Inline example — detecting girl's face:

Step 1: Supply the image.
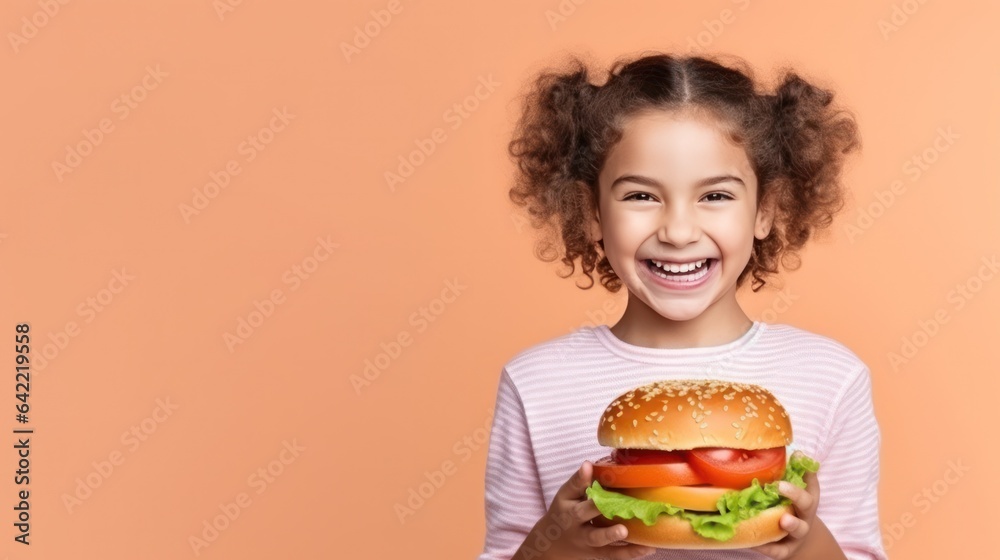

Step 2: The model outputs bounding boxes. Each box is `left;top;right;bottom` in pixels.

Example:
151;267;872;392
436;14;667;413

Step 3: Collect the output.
590;108;773;323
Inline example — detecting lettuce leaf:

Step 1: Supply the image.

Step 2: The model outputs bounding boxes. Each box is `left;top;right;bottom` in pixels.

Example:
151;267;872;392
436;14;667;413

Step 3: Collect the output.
584;452;820;542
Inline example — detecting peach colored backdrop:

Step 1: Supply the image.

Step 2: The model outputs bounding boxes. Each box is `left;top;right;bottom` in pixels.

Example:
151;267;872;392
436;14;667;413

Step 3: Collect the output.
1;1;996;558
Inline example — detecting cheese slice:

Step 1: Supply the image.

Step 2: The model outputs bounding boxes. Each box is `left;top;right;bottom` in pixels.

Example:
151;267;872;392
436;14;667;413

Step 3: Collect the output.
616;485;738;512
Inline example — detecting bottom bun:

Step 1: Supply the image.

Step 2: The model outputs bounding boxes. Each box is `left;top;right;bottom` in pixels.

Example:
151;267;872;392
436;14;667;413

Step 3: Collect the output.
592;504;793;549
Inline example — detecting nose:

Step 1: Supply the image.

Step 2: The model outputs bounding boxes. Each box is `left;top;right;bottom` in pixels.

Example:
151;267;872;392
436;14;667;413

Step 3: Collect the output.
657;205;701;247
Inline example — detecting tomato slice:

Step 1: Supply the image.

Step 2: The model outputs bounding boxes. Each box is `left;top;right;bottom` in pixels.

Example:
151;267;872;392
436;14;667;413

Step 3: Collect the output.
686;447;786;488
611;448;688;465
592;452;704;488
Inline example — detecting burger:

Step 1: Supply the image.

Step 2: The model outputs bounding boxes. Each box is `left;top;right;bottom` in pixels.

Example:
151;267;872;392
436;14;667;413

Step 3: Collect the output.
585;379;820;549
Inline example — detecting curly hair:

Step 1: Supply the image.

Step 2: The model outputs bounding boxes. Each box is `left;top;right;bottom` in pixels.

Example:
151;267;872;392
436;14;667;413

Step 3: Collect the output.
507;51;861;292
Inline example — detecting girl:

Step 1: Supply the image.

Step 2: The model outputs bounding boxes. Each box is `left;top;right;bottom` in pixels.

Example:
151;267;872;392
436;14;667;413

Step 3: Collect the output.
478;52;886;560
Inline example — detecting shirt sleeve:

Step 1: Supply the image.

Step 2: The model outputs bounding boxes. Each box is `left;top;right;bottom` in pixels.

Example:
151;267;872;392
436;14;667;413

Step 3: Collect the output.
477;367;548;560
815;364;888;560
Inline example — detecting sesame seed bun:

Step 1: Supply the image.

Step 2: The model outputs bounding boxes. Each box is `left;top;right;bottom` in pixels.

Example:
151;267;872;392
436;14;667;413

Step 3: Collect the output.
597;379;793;451
591;502;794;549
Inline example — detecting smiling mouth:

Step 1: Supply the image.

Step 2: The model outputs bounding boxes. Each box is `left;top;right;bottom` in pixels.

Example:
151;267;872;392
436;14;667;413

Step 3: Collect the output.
643;258;716;281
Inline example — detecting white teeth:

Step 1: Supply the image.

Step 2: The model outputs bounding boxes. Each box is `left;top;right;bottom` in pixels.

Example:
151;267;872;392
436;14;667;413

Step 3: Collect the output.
648;258;712;282
651;258;707;271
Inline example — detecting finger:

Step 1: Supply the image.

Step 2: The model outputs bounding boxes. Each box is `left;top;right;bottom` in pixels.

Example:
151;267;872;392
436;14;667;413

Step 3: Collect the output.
803;470;821;501
778;481;815;515
749;512;810;559
584;523;631;548
593;542;657;560
780;513;810;540
749;541;789;559
571;497;604;524
556;461;594;502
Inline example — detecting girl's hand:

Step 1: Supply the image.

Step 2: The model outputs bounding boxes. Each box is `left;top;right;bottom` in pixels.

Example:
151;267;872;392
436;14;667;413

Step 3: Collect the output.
515;461;656;560
750;455;821;560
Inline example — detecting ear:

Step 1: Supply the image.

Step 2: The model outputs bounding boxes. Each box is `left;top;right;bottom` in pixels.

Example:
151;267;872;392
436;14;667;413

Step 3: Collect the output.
586;188;603;244
754;193;774;240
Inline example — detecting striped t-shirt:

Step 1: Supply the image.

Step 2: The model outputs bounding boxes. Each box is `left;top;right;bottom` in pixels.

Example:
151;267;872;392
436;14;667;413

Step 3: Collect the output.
477;321;887;560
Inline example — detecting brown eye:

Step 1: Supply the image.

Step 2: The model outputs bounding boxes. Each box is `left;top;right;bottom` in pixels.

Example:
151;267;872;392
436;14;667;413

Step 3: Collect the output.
623;192;655;202
703;192;733;202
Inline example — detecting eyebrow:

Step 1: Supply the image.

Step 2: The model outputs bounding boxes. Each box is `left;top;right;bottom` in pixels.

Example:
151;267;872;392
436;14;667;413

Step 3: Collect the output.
609;174;746;191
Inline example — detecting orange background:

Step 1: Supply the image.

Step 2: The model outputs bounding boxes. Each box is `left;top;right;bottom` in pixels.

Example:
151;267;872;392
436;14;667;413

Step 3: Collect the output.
1;1;997;558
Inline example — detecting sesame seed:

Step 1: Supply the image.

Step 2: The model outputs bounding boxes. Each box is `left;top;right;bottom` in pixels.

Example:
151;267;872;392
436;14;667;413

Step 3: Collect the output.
765;422;771;427
611;424;616;430
616;411;623;417
632;419;638;427
699;422;708;428
723;405;728;411
731;422;740;428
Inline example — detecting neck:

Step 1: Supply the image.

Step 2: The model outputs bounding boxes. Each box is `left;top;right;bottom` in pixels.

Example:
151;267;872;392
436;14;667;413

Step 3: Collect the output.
609;287;753;349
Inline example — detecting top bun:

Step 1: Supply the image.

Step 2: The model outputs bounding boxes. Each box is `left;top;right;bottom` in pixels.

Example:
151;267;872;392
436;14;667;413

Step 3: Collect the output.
597;379;792;451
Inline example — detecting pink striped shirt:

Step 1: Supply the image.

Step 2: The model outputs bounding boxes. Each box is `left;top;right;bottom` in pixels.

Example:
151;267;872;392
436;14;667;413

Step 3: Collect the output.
478;321;887;560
